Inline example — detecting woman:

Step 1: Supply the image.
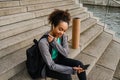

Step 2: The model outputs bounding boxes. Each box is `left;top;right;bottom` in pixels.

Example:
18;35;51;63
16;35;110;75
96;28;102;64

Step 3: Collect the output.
38;9;88;80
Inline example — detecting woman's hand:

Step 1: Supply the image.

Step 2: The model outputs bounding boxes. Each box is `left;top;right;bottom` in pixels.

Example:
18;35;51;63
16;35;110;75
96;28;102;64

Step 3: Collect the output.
73;65;85;74
48;34;54;42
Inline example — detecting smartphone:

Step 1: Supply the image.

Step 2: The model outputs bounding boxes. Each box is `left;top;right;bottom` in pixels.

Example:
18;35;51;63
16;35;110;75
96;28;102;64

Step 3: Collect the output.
83;64;90;70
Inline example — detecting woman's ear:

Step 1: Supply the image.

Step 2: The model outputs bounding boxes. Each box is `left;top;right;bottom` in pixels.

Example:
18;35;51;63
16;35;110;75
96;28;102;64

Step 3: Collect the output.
51;25;54;31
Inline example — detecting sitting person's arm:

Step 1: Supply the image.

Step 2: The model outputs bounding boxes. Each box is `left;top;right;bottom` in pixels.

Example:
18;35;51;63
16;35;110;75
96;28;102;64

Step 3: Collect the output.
38;38;75;74
49;34;69;57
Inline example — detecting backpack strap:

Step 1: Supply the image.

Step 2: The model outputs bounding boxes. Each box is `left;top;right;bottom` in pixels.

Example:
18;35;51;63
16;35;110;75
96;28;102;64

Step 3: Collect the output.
38;35;53;54
33;39;38;45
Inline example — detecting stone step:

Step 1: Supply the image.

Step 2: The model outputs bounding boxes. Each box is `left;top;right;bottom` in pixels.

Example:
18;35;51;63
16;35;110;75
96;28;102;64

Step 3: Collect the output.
67;17;96;41
69;7;87;17
81;1;94;5
0;0;20;8
88;40;120;80
0;25;50;58
27;0;74;11
80;24;103;50
0;11;89;59
0;12;35;27
81;18;97;33
81;32;112;74
9;69;38;80
97;41;120;71
20;0;63;5
0;17;46;40
0;7;86;40
112;60;120;80
0;0;73;17
0;6;27;17
88;65;114;80
0;7;85;29
0;0;76;26
0;26;50;80
72;32;112;79
0;45;31;80
82;32;113;59
112;78;119;80
34;4;80;18
72;11;90;21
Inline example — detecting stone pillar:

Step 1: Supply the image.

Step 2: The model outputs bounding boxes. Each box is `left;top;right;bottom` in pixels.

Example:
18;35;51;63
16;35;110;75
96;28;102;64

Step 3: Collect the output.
72;18;80;49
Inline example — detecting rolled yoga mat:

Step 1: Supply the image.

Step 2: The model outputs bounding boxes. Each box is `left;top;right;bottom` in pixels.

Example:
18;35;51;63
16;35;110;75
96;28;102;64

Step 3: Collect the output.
72;18;80;49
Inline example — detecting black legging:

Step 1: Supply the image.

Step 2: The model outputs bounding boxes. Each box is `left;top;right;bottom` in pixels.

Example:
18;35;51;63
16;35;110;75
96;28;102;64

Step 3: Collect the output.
45;57;87;80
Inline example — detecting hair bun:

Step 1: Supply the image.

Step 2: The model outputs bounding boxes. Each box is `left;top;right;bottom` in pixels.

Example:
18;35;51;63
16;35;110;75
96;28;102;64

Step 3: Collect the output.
48;9;71;27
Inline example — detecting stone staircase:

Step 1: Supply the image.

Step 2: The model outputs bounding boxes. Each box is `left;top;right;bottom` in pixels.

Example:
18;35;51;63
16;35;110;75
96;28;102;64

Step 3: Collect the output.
112;60;120;80
0;0;119;80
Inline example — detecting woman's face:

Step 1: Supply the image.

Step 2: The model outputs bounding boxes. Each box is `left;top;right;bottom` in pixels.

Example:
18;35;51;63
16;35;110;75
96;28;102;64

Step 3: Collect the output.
52;21;68;38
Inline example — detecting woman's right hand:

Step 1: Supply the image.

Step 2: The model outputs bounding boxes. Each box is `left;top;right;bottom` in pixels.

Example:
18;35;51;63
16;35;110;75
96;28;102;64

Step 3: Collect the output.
48;34;54;42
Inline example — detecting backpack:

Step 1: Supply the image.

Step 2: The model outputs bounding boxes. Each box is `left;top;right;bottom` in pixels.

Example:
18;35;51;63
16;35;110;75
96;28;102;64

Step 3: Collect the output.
26;35;48;79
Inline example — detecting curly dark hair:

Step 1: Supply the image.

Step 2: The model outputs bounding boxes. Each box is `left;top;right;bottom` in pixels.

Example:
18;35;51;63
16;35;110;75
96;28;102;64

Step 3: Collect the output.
48;9;71;27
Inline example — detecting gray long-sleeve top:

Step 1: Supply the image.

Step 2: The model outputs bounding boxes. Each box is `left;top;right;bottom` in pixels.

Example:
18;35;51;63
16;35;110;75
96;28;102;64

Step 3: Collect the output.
38;32;75;77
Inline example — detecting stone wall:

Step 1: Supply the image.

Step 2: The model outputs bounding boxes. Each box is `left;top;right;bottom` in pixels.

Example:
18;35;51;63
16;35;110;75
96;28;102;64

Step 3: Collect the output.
80;0;120;7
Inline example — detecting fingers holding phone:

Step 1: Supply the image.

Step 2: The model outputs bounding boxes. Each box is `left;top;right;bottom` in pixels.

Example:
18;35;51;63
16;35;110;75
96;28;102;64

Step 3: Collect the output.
73;64;90;74
73;65;84;74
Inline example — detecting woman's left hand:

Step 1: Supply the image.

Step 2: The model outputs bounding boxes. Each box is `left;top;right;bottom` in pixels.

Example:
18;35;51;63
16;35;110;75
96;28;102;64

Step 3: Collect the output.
73;65;85;74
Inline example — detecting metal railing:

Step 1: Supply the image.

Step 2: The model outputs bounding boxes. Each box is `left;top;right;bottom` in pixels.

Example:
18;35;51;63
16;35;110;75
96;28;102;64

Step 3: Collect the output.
113;0;120;5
